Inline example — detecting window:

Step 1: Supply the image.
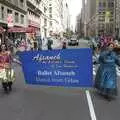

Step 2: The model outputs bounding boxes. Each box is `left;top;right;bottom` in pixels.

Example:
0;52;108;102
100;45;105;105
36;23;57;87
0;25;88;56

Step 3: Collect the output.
1;6;4;20
49;4;52;6
44;7;47;13
99;2;102;7
103;2;106;7
49;7;52;13
108;2;114;8
21;15;24;24
36;0;41;4
49;14;52;18
15;12;19;23
7;0;12;2
14;0;18;6
44;19;47;26
7;9;12;14
50;21;52;26
20;0;24;8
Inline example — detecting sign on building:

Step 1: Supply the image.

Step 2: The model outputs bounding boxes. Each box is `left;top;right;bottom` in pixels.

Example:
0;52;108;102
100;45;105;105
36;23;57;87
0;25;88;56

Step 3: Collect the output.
7;14;14;27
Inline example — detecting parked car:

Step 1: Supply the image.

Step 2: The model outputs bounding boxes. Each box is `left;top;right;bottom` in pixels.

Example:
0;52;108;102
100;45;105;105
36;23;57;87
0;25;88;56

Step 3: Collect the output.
68;38;79;46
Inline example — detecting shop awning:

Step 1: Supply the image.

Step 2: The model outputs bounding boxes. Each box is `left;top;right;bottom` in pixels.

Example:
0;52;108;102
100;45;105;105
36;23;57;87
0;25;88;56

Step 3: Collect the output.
8;27;37;33
0;27;4;33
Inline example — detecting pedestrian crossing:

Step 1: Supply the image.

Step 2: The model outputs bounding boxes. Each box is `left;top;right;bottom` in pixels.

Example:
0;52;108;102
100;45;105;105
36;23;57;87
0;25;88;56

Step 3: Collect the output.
93;65;120;77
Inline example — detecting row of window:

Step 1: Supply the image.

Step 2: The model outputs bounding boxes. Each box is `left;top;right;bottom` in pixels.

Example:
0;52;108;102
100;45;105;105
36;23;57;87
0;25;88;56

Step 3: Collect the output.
28;11;39;21
98;10;114;15
99;2;114;8
7;0;25;8
1;6;24;24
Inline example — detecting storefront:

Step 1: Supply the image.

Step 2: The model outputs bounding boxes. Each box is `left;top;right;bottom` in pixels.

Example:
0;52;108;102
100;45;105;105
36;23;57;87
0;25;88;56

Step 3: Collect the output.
8;26;36;38
26;20;40;49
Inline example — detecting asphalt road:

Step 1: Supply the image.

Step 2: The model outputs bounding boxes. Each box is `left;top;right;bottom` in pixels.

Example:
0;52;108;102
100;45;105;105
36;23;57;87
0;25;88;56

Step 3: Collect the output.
0;39;120;120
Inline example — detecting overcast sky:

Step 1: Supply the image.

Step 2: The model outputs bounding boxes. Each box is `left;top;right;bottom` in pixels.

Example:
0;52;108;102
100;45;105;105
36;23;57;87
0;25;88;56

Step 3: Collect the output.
69;0;82;30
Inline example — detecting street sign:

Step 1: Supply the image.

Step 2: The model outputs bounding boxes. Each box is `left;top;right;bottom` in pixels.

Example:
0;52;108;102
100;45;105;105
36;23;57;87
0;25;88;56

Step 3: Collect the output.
19;49;93;87
7;14;14;27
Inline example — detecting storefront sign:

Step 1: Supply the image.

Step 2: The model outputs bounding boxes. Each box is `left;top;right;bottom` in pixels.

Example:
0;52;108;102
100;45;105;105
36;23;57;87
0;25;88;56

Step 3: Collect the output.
8;27;36;33
19;49;93;87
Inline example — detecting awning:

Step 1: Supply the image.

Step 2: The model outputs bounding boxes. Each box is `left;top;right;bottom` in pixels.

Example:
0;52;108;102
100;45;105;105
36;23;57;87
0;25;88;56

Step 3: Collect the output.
8;27;37;33
0;27;4;33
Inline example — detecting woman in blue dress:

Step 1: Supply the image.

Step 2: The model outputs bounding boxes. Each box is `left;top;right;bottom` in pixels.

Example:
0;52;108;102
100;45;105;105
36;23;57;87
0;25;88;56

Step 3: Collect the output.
95;43;120;101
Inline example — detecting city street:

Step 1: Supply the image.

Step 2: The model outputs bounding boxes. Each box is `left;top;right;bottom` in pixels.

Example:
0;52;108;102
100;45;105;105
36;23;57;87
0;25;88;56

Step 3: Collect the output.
0;40;120;120
0;0;120;119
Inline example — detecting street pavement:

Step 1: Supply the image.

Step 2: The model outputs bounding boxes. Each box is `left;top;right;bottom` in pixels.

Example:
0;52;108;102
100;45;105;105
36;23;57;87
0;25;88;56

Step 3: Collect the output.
0;39;120;120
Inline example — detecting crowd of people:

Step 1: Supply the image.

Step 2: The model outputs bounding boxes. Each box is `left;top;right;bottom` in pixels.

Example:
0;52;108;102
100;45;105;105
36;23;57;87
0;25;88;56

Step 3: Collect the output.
0;35;120;102
0;36;67;93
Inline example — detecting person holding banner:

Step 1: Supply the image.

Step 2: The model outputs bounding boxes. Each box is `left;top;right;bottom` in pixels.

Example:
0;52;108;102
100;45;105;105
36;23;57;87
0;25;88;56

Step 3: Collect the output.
95;43;120;101
0;43;20;93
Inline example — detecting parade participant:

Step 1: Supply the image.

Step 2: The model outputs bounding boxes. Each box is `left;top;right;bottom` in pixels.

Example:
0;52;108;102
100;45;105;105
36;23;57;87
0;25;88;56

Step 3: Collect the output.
62;41;67;49
47;39;53;50
114;40;119;47
95;43;120;101
0;43;20;93
18;39;27;52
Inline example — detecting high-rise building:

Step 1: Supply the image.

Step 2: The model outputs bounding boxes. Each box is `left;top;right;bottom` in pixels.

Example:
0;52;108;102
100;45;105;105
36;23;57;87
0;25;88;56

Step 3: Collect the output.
114;0;120;39
48;0;70;37
86;0;96;37
96;0;114;36
76;13;82;37
80;0;115;37
80;0;96;37
63;0;70;32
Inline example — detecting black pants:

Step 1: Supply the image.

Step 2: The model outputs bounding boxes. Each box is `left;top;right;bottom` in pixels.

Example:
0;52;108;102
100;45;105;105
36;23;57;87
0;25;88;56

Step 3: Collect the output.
2;82;13;92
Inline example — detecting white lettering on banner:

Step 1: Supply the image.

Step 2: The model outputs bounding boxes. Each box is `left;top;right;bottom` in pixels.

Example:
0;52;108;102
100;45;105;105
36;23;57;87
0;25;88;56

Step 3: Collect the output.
37;70;76;76
35;77;79;84
38;70;52;76
65;78;79;84
33;53;61;62
54;71;76;76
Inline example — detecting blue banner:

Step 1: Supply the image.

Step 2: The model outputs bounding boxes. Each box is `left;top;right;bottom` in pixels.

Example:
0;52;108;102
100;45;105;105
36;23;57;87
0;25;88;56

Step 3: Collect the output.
19;49;93;87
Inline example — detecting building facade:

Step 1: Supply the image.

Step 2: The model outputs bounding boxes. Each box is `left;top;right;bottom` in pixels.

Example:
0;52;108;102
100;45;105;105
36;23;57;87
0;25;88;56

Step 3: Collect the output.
80;0;115;37
27;0;41;40
0;0;27;42
76;13;82;37
48;0;65;37
114;0;120;39
40;0;50;38
96;0;114;36
27;0;50;39
63;0;70;32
